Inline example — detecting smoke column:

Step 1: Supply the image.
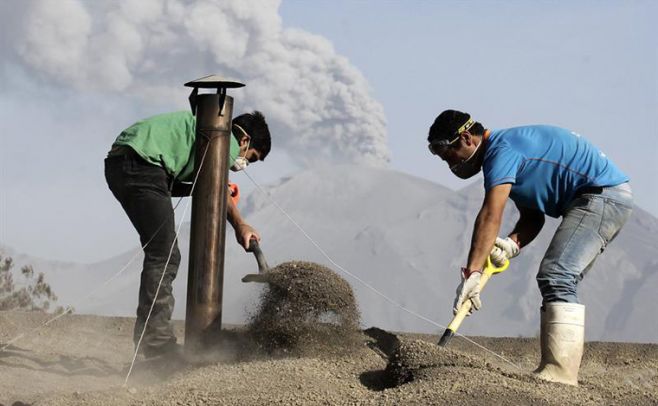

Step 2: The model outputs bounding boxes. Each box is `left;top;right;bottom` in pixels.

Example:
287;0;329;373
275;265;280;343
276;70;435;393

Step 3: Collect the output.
2;0;389;166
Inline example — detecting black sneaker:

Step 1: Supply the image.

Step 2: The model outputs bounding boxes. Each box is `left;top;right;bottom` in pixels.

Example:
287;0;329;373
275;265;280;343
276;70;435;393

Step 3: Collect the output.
128;342;187;376
142;341;184;360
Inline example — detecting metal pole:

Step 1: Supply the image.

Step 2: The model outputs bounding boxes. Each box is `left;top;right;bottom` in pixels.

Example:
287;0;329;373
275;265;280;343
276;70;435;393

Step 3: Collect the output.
185;93;233;352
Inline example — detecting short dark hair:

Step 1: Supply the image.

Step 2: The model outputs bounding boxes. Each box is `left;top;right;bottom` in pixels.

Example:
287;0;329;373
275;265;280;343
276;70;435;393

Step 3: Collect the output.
232;111;271;160
428;109;484;143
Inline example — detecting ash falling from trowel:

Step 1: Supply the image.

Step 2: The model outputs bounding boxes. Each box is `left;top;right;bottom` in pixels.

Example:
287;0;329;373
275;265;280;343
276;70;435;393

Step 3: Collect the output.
247;261;361;356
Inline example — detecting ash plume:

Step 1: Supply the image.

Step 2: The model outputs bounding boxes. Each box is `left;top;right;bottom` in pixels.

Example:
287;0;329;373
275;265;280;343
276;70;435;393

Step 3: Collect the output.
2;0;389;166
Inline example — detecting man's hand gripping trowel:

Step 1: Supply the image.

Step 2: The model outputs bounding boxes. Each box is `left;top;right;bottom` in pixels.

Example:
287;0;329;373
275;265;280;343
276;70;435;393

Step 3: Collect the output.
241;238;271;283
437;257;510;347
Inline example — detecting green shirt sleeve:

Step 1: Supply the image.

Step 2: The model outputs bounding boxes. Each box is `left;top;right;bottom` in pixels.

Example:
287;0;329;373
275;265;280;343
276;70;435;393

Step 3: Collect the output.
177;130;241;182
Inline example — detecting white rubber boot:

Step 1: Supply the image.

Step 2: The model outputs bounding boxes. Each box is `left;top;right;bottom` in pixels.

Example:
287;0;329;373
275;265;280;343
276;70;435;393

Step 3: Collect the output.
534;303;585;386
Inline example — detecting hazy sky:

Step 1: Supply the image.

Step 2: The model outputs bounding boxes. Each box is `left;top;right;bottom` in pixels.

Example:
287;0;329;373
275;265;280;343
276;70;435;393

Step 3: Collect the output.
279;0;657;199
1;0;656;263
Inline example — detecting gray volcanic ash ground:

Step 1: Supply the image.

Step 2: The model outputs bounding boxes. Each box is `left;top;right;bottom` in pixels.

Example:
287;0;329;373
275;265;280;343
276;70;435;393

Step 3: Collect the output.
1;311;657;405
1;260;657;405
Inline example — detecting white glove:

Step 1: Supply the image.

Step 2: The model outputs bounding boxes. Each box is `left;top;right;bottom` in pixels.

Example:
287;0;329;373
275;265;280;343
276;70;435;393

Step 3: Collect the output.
452;269;482;315
489;237;520;267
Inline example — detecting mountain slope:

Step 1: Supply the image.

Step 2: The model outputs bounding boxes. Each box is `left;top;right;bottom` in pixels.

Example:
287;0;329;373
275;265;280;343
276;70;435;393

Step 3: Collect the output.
3;164;656;342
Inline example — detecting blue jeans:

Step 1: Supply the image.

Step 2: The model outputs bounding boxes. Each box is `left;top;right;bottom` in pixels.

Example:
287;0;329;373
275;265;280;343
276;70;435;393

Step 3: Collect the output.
537;183;634;304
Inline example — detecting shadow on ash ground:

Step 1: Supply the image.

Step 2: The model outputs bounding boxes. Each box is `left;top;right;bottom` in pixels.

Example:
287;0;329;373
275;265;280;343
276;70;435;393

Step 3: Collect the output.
0;260;656;405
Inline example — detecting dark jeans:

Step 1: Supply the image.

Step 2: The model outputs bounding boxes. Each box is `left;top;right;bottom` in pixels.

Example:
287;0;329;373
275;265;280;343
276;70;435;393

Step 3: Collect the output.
104;152;180;352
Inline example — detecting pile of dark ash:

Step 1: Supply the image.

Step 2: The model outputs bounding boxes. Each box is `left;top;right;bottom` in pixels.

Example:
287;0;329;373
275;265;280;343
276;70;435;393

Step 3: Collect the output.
247;261;361;356
384;338;489;387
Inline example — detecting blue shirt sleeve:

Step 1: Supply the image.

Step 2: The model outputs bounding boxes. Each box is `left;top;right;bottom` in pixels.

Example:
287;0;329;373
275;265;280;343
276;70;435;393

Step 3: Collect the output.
483;144;525;190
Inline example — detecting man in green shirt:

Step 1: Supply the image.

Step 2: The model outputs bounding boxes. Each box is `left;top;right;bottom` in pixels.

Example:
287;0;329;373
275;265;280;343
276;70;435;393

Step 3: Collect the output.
104;110;271;359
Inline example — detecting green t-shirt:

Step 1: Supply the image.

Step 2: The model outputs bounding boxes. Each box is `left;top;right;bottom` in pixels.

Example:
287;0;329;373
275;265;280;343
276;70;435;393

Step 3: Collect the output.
113;111;240;181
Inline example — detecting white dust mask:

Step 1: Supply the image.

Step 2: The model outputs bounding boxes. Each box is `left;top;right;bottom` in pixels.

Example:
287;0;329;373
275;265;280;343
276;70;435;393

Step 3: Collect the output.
231;125;250;172
450;138;483;179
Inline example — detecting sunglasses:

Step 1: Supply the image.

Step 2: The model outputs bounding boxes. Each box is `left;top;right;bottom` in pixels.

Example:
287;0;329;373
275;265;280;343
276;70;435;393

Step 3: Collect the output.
428;135;460;155
427;118;475;155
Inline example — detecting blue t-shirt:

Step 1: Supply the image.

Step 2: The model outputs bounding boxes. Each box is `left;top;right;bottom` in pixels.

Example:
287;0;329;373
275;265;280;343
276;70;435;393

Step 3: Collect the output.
483;125;629;218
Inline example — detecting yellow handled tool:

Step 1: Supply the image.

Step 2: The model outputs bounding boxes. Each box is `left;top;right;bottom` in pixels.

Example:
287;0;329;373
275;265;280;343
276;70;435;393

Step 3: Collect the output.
437;257;510;347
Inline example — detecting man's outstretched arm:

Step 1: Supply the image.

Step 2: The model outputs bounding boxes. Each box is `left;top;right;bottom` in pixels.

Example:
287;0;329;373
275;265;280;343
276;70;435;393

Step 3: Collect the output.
466;184;512;270
227;194;260;250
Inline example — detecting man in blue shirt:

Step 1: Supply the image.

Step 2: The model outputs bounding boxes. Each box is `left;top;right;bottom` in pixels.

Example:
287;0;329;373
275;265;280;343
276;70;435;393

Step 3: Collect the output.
427;109;633;385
